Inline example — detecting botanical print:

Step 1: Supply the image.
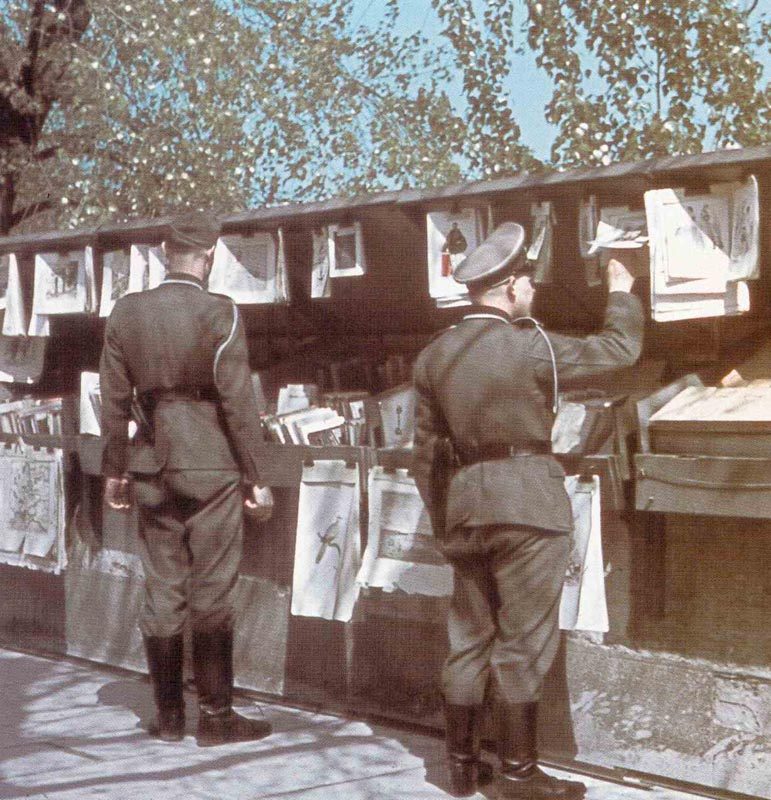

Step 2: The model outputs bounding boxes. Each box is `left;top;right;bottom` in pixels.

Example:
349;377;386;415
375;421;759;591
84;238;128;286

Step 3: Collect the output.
128;245;166;293
578;195;598;260
0;447;63;568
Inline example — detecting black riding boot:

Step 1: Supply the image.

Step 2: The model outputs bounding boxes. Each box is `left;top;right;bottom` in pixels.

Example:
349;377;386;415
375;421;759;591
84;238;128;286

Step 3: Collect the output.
496;702;585;799
444;702;492;797
144;634;185;741
192;626;272;746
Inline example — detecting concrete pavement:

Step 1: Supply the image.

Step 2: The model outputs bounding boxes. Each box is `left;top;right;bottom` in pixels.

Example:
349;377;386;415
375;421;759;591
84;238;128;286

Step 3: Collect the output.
0;648;717;800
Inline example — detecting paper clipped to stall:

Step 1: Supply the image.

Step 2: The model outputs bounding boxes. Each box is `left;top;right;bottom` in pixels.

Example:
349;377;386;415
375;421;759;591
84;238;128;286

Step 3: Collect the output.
210;231;287;304
426;207;490;307
356;467;454;597
559;475;607;633
2;254;27;336
291;460;361;622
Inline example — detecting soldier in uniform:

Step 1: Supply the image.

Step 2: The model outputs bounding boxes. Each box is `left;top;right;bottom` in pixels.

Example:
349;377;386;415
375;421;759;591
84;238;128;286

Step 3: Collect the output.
100;211;275;746
412;222;643;798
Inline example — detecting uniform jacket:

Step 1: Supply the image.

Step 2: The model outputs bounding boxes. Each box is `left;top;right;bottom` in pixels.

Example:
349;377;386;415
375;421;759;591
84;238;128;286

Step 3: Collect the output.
411;292;644;534
99;273;264;483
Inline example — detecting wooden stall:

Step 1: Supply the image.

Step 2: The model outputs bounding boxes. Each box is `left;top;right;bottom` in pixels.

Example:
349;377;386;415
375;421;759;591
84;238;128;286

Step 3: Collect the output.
1;144;771;797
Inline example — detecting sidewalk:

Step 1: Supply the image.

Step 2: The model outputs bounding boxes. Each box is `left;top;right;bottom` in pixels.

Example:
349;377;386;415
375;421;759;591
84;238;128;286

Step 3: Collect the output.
0;648;711;800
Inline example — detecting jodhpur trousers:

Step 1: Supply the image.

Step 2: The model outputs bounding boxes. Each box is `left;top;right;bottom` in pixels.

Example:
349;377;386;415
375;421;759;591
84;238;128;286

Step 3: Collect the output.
441;524;570;705
133;469;243;638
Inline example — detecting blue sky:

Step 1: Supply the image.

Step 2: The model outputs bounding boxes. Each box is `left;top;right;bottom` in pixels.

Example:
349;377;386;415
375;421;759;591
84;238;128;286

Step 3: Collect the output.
352;0;770;162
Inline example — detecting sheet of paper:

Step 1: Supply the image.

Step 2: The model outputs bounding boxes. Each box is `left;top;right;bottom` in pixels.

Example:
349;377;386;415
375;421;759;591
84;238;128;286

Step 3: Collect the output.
99;249;132;317
0;254;9;312
2;254;27;336
328;222;366;278
728;175;759;281
578;196;598;259
79;371;102;435
99;249;127;313
32;251;88;315
356;467;453;597
291;460;361;621
0;446;63;567
128;245;166;293
426;208;487;305
311;228;331;298
559;475;607;632
528;202;554;283
275;227;290;303
210;233;279;303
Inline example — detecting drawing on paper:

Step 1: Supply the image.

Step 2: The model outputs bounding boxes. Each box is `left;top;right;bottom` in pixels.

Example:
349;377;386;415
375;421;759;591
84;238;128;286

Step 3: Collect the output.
0;254;9;302
108;251;131;300
426;208;488;306
46;255;80;300
315;516;342;565
9;461;51;534
311;228;331;298
377;489;444;565
665;196;729;268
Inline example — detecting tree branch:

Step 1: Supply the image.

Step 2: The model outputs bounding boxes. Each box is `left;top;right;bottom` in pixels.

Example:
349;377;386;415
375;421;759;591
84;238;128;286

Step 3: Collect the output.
33;145;59;161
10;199;54;227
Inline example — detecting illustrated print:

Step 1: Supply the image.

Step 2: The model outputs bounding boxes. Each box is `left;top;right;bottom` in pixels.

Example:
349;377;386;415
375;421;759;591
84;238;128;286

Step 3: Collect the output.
46;256;79;299
9;461;51;534
0;255;9;299
107;252;131;300
315;516;342;565
441;222;468;276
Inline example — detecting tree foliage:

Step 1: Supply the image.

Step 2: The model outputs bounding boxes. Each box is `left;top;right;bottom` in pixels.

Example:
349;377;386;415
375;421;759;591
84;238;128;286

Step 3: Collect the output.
0;0;768;236
523;0;770;167
1;0;516;234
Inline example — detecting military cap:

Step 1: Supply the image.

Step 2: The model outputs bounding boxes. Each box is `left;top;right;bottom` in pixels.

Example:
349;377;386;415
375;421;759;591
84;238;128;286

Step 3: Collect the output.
165;210;221;250
453;221;530;290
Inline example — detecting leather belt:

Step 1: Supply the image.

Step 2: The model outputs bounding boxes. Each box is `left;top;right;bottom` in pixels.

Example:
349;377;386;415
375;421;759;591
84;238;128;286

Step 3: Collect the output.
141;386;220;405
459;441;551;466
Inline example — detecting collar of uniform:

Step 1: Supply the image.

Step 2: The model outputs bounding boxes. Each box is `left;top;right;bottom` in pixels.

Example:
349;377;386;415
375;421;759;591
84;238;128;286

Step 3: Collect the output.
461;305;511;323
162;272;205;290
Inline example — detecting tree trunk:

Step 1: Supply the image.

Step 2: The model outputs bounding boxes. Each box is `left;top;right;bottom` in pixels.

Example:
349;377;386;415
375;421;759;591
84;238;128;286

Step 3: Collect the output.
0;173;16;236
